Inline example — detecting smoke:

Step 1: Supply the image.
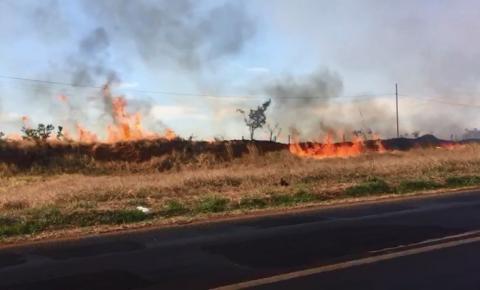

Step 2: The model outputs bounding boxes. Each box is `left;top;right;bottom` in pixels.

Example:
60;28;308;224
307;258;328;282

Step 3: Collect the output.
4;0;256;137
263;69;343;108
258;0;480;138
256;69;345;138
80;0;255;72
7;1;480;140
68;27;115;86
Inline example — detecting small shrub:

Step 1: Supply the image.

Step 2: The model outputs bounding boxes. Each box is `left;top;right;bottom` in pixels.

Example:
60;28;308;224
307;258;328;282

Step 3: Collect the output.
196;196;229;213
238;197;268;209
396;180;440;194
445;176;480;187
162;200;189;216
345;178;391;197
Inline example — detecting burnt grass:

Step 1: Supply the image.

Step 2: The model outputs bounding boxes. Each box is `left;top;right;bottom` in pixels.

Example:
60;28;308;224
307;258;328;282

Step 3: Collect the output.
0;138;285;174
0;135;467;175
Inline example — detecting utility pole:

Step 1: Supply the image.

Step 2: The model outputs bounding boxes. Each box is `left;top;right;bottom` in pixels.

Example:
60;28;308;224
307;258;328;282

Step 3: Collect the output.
395;83;399;138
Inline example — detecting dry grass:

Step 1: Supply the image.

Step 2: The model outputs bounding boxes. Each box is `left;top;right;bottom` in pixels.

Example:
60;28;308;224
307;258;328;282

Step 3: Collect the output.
1;143;480;239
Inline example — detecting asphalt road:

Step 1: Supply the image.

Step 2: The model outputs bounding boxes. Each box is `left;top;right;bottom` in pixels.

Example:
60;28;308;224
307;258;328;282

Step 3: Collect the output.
2;190;480;290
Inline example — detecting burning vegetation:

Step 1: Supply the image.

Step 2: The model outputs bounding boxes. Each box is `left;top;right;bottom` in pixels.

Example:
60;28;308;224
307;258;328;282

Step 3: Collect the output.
0;87;469;172
288;132;385;159
14;82;177;144
0;91;476;242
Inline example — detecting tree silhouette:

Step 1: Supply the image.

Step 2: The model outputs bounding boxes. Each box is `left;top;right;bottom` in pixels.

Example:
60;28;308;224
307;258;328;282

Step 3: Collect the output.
22;123;61;142
237;99;271;140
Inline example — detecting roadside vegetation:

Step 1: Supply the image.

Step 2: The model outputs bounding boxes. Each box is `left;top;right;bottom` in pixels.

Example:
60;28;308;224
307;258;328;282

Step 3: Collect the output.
2;142;480;241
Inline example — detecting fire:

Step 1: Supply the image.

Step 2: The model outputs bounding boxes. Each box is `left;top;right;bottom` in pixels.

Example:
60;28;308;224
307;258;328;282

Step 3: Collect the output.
438;142;462;150
76;124;98;143
165;128;176;140
102;83;176;143
289;133;385;159
52;83;176;143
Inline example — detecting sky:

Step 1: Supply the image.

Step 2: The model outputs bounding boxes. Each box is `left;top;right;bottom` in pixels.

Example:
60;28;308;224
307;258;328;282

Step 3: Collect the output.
1;0;480;141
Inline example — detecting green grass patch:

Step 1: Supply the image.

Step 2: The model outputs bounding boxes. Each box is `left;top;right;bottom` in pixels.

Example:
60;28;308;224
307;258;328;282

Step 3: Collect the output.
445;176;480;187
66;210;150;227
396;180;441;194
270;190;317;206
0;207;151;238
195;196;229;213
161;199;190;216
345;178;391;197
238;196;268;209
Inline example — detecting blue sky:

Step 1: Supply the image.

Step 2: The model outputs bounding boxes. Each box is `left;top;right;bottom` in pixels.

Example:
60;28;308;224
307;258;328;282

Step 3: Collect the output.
1;0;480;140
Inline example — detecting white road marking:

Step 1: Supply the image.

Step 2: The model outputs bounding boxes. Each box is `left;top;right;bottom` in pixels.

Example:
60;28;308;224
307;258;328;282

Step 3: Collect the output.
212;231;480;290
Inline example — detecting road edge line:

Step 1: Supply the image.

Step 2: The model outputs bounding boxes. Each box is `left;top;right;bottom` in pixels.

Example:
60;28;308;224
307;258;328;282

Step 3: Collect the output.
212;233;480;290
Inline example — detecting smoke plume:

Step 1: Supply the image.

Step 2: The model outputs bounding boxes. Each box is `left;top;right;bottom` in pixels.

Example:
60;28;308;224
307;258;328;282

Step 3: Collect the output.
3;0;256;137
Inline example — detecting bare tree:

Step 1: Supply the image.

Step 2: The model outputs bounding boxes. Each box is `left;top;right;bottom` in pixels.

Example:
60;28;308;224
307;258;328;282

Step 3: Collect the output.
237;99;271;140
266;122;281;142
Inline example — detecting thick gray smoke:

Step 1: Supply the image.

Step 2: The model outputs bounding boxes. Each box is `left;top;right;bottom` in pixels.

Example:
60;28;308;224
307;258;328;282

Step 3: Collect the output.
68;27;115;86
23;0;257;85
80;0;255;74
264;69;343;109
5;0;256;136
257;69;346;138
244;68;401;140
259;0;480;139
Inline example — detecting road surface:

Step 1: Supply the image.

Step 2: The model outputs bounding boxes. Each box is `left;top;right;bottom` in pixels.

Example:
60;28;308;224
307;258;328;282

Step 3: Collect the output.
1;190;480;289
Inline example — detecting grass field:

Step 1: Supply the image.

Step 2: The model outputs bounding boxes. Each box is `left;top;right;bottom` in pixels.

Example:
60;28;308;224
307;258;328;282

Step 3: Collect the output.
1;140;480;242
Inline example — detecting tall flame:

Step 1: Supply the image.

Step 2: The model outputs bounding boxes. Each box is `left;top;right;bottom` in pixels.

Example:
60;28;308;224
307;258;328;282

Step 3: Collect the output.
103;83;176;143
51;83;177;143
77;124;98;143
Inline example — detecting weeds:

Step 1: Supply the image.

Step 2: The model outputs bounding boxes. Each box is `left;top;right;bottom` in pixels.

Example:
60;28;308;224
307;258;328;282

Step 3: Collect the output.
195;196;229;213
445;176;480;187
396;180;441;194
238;196;268;209
270;191;317;206
162;200;189;216
345;178;391;197
0;208;151;238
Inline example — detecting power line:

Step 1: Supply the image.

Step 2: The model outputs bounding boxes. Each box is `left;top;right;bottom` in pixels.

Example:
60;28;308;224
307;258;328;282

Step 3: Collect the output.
5;73;480;109
402;95;480;108
4;73;480;108
0;73;393;101
0;74;226;98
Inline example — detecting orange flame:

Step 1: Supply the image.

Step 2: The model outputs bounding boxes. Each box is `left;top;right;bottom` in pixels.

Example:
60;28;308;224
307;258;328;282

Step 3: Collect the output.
76;124;98;143
289;133;385;159
49;83;176;144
